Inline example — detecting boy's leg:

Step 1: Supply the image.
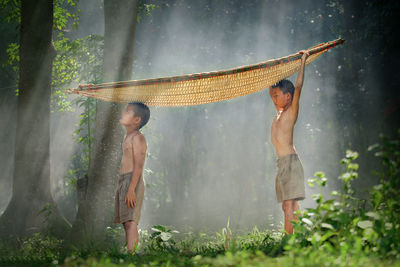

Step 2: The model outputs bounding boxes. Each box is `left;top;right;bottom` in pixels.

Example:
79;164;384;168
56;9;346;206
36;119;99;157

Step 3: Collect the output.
123;220;139;252
282;199;299;234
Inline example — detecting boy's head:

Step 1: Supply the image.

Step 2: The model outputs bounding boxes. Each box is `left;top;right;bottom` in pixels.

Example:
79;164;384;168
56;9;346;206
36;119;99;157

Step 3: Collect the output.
269;79;295;110
120;102;150;129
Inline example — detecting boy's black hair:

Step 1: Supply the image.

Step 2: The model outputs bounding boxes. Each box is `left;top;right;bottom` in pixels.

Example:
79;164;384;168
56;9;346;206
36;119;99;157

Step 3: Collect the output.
271;79;295;99
128;102;150;129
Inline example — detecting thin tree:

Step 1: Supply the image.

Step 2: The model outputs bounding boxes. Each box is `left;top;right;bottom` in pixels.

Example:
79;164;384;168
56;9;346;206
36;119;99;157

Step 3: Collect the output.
70;0;140;244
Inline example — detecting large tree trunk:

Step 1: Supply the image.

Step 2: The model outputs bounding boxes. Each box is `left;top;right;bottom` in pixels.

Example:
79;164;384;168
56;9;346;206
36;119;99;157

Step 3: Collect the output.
70;0;139;245
0;0;70;239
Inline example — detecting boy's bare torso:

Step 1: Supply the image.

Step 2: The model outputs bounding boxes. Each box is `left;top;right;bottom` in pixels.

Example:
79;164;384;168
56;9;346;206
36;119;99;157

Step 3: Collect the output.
270;106;297;158
120;131;142;174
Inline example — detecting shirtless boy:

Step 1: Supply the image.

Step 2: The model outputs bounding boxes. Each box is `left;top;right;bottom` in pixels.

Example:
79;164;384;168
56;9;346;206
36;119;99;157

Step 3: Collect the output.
269;50;309;234
114;102;150;253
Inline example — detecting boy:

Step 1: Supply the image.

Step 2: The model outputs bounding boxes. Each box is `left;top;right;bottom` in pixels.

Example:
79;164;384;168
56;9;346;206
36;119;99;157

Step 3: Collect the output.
269;50;309;234
114;102;150;253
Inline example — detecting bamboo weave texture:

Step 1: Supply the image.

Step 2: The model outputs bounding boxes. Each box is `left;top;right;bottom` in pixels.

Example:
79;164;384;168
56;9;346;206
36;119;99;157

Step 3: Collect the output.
68;38;344;106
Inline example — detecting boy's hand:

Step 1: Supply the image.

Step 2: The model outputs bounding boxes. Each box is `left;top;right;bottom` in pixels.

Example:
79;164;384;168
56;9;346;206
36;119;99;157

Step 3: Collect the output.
299;50;309;61
125;188;137;208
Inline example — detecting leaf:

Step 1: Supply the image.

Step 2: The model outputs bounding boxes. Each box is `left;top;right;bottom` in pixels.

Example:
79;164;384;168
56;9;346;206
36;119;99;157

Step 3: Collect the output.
321;223;335;230
160;232;172;242
345;150;358;160
320;231;337;242
312;193;323;203
365;211;380;220
150;232;160;239
348;163;359;171
151;225;166;232
311;232;321;244
331;190;339;196
302;218;313;226
340;173;351;181
331;213;350;224
357;220;373;229
385;223;393;230
367;143;379;151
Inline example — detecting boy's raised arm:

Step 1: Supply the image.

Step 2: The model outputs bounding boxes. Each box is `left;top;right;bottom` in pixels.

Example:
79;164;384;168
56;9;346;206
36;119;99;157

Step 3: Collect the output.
291;50;309;117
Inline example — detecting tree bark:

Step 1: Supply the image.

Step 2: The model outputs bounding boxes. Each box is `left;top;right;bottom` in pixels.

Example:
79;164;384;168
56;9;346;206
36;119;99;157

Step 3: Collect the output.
0;0;70;239
70;0;140;245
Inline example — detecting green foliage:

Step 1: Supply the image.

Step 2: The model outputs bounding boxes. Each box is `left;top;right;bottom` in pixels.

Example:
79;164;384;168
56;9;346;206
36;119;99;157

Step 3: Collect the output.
137;0;157;23
0;0;80;27
217;217;232;250
53;0;80;34
64;96;97;190
285;131;400;261
1;0;86;111
0;0;20;23
19;233;63;261
147;225;180;252
52;34;103;112
58;34;102;187
73;97;96;158
52;34;103;196
0;224;398;266
0;233;63;264
4;42;18;72
368;131;400;256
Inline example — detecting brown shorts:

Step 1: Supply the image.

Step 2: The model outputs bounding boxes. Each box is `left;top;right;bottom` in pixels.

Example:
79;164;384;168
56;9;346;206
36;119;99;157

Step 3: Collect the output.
275;154;305;203
113;172;145;224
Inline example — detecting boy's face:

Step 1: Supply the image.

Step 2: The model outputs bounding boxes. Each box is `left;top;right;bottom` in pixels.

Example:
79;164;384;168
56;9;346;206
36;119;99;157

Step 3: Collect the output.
269;87;292;111
120;105;141;127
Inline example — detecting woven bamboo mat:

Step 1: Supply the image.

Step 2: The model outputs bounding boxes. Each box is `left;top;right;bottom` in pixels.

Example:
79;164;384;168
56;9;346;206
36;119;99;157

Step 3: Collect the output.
68;38;344;106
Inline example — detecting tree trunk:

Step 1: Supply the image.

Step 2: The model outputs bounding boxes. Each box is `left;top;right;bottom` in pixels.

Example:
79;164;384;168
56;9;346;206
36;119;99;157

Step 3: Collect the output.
0;0;70;239
70;0;140;245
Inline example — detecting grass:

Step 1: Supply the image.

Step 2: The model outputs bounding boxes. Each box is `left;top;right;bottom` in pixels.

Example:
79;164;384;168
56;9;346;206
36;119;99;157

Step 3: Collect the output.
0;216;398;266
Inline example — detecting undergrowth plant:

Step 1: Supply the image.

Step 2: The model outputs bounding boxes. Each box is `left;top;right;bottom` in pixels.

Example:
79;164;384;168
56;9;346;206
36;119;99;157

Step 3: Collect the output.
147;225;180;253
286;130;400;261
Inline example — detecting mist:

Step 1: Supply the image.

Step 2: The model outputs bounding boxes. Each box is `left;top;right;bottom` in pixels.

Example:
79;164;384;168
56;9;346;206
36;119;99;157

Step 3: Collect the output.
1;0;398;235
129;1;352;231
